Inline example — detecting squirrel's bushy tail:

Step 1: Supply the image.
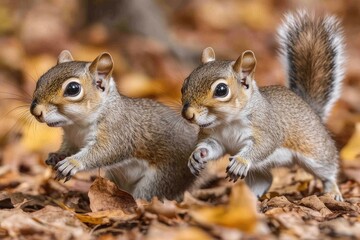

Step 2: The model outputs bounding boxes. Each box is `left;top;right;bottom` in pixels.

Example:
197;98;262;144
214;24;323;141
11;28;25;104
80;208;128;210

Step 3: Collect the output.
278;11;345;122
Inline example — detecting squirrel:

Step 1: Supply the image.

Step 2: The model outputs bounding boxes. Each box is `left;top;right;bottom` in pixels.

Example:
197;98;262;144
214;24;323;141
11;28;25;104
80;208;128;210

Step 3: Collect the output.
180;11;345;201
29;50;198;201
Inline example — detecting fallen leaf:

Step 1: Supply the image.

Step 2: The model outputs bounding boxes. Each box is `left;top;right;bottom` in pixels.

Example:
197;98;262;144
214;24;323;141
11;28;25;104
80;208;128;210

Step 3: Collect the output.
88;177;137;213
0;207;89;239
319;195;358;212
319;218;360;238
340;123;360;161
299;195;332;217
190;181;258;232
147;222;212;240
31;206;89;235
265;196;292;209
145;197;182;219
273;212;320;239
79;209;138;224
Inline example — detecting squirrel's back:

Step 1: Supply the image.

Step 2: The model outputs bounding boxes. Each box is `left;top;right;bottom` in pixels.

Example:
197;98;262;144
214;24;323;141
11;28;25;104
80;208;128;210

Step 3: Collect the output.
102;94;197;164
278;11;345;121
101;94;198;200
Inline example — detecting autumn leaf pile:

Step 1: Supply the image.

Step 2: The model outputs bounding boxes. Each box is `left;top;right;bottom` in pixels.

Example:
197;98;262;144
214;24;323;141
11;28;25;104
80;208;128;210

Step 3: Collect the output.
0;0;359;239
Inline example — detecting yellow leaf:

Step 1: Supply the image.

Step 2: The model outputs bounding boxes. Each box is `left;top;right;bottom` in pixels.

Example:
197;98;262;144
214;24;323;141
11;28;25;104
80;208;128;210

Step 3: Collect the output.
340;123;360;161
190;182;258;232
75;213;106;225
81;210;138;223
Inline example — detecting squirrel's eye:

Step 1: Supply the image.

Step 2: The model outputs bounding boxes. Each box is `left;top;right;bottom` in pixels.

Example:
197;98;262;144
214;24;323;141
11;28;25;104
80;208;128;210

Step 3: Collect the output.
64;82;81;97
214;83;229;98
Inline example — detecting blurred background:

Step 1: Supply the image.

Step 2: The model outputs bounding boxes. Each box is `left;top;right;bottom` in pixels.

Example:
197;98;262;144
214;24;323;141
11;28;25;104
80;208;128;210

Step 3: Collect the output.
0;0;359;177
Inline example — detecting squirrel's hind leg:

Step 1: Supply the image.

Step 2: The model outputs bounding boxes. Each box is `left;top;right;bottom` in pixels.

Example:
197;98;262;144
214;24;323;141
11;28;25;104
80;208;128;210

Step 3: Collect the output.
322;179;343;201
245;170;273;199
296;154;343;201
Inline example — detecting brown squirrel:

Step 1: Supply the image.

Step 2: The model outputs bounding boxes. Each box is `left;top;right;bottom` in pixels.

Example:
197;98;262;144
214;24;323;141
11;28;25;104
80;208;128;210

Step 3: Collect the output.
30;50;198;201
180;11;345;201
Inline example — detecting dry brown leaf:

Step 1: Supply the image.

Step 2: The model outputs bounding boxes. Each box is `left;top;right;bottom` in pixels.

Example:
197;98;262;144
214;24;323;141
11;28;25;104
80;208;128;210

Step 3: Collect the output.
31;206;89;234
319;195;358;212
0;208;50;238
88;176;137;213
145;197;182;219
190;181;258;232
319;218;360;238
80;209;138;224
274;212;320;239
0;207;90;239
265;196;293;209
294;206;324;220
264;207;287;216
299;195;332;217
147;222;212;240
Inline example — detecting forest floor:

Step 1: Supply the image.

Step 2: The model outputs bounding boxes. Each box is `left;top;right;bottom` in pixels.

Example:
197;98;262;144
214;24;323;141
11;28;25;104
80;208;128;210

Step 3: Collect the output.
0;157;359;239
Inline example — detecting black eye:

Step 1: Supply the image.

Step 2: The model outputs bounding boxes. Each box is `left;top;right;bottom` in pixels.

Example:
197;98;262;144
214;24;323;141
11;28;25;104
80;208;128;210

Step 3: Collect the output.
214;83;229;98
64;82;81;97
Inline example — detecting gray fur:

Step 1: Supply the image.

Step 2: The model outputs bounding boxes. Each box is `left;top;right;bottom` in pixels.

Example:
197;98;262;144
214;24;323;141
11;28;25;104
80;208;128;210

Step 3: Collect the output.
278;10;345;121
181;11;344;200
32;57;198;201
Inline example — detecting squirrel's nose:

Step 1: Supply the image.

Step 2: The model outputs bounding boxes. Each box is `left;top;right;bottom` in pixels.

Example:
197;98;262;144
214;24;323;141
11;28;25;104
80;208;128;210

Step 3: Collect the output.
30;99;43;119
30;99;37;113
182;103;195;122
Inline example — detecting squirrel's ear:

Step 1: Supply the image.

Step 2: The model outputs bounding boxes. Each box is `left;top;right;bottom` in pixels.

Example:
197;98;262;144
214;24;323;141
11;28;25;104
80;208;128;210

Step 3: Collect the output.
201;47;216;64
233;50;256;77
57;50;74;64
233;50;256;88
89;52;114;92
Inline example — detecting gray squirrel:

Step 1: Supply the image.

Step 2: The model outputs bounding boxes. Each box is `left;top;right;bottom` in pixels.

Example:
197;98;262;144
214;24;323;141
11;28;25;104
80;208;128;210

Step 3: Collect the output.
30;50;198;201
181;11;345;201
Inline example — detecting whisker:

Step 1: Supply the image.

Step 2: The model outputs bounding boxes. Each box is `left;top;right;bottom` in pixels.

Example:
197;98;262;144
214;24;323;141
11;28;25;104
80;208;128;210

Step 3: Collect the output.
0;105;31;120
0;80;33;100
161;99;183;113
0;91;32;100
0;97;31;103
23;71;38;84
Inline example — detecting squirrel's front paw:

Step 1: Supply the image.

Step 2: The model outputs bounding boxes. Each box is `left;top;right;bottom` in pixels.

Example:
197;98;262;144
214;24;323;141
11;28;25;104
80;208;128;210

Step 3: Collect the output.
226;156;251;182
188;148;209;176
45;152;67;167
54;158;83;182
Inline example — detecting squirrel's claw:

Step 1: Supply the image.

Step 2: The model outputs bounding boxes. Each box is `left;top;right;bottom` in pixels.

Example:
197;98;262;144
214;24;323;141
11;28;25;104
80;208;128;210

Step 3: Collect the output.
54;158;81;182
226;156;250;182
64;175;72;183
54;172;64;181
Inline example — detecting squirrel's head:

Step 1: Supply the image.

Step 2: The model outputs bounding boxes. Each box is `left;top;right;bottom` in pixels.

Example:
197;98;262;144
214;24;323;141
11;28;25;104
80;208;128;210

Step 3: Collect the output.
181;47;257;128
30;50;114;127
